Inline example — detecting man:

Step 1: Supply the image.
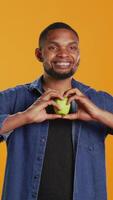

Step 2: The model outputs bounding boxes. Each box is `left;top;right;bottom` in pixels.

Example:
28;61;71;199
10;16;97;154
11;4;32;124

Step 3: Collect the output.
0;22;113;200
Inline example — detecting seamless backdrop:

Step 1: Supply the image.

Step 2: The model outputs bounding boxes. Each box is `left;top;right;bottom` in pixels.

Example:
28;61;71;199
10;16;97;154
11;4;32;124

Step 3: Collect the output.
0;0;113;199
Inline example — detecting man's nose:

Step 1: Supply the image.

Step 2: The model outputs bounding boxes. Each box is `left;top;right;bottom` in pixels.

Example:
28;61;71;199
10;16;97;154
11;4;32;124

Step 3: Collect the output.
57;48;69;58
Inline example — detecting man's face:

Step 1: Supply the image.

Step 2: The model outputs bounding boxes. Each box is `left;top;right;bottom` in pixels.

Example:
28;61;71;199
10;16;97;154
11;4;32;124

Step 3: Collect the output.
38;28;80;80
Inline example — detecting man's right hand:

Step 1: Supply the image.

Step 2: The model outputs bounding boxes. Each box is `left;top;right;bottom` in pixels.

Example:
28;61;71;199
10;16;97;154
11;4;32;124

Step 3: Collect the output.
24;89;63;124
0;89;63;135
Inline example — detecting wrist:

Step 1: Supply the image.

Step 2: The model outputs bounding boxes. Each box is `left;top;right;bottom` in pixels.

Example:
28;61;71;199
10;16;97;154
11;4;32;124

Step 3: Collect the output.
19;111;31;125
92;108;105;121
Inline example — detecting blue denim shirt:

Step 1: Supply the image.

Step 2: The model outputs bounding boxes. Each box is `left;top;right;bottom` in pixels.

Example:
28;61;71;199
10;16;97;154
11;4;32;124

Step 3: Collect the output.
0;75;113;200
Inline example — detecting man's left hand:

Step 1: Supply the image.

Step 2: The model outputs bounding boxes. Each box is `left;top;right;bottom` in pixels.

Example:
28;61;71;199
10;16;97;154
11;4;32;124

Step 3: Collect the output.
62;88;101;121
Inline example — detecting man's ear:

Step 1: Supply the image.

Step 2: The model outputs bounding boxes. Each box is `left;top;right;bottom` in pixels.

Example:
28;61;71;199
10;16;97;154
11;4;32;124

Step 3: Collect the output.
35;48;43;62
76;49;80;66
76;54;80;66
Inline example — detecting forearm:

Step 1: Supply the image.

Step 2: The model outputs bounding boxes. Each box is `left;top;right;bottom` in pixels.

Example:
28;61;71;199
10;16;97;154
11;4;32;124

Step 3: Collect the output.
0;111;28;134
94;109;113;129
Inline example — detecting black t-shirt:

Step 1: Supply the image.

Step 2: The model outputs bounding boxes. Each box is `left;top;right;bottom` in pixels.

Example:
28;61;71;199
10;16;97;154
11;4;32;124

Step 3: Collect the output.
38;106;74;200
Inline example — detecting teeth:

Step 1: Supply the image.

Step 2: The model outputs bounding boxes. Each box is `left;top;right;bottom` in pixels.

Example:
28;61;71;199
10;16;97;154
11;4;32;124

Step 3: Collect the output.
55;62;70;66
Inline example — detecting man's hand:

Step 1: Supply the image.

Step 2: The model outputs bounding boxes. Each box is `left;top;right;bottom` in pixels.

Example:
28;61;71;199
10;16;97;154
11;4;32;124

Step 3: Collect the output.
0;89;63;135
63;88;101;121
24;89;63;124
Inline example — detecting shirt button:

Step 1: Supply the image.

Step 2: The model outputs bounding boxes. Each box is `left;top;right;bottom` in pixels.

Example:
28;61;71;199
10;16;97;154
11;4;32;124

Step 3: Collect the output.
41;137;46;143
88;146;94;151
32;192;37;198
37;156;42;161
34;174;39;179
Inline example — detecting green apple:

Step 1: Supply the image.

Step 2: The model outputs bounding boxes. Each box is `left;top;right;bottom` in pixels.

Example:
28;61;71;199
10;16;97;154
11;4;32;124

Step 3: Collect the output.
54;97;70;115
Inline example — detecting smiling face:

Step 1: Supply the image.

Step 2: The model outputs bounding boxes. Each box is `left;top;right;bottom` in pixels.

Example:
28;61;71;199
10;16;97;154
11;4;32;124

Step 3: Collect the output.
36;28;80;80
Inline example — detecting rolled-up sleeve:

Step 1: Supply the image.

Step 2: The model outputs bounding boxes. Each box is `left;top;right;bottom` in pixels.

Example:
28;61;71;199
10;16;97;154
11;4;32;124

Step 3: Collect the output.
0;88;17;141
102;91;113;135
0;114;9;128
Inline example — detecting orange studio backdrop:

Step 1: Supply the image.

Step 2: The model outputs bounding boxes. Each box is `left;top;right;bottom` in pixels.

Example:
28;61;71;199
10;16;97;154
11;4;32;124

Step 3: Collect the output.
0;0;113;199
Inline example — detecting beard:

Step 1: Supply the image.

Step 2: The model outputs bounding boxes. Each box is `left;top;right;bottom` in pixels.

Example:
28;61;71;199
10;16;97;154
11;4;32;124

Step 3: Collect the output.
43;64;78;80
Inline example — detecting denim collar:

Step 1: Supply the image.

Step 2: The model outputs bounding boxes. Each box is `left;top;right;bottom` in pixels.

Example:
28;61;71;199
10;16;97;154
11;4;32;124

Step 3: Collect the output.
29;75;91;94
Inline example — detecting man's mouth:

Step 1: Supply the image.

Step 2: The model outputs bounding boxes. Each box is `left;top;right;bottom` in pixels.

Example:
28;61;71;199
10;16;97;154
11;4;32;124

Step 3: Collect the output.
53;61;72;68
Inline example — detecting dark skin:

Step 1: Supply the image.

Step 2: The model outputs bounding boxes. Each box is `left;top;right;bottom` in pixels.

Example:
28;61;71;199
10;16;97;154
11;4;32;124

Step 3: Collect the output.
0;28;113;134
34;28;101;122
34;28;113;127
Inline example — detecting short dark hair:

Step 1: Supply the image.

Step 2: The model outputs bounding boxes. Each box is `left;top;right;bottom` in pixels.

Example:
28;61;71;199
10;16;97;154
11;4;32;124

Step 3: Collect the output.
39;22;79;49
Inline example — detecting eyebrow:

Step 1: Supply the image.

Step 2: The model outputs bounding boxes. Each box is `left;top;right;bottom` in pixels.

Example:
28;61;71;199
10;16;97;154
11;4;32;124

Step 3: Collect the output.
47;41;78;45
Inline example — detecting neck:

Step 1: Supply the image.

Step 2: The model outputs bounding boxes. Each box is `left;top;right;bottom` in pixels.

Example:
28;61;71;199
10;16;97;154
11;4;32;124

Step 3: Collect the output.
42;74;72;95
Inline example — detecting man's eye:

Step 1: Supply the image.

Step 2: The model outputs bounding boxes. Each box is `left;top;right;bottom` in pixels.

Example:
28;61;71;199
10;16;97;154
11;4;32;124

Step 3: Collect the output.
48;46;57;50
69;46;77;51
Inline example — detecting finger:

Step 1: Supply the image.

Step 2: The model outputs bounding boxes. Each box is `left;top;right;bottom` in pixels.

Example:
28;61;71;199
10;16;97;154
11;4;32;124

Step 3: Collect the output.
41;91;64;101
43;100;61;110
46;113;62;120
67;94;81;104
36;99;61;111
64;88;84;98
62;113;78;120
48;100;61;110
74;88;84;96
64;88;83;97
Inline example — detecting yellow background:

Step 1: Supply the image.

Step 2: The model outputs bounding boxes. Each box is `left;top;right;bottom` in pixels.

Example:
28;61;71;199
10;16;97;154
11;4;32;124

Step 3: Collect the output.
0;0;113;199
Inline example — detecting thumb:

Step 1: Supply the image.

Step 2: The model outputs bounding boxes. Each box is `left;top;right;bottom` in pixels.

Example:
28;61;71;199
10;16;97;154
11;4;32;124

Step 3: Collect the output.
63;113;78;120
46;113;62;120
